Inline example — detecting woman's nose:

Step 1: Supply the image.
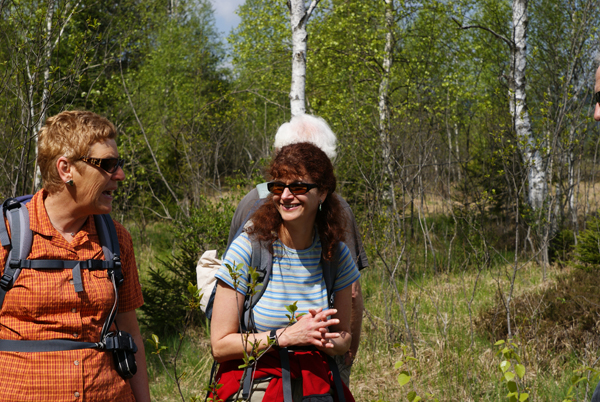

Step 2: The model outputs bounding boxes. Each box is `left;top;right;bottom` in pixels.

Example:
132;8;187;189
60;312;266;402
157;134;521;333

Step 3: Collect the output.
280;187;294;198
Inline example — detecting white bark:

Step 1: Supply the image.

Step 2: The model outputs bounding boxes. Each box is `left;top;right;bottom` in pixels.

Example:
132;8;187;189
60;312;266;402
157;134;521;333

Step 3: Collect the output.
31;0;82;191
33;0;56;190
378;0;395;208
288;0;319;117
509;0;547;210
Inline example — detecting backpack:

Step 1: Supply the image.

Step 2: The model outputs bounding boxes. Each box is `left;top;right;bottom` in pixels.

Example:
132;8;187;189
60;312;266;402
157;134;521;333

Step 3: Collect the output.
0;195;137;378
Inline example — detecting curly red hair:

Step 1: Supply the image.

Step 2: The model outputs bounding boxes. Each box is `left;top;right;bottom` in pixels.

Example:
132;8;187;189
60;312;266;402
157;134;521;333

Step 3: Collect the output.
247;142;346;261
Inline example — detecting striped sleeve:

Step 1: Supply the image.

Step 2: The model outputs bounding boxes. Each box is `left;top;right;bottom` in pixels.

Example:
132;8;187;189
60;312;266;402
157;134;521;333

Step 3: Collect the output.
333;242;361;292
214;232;253;296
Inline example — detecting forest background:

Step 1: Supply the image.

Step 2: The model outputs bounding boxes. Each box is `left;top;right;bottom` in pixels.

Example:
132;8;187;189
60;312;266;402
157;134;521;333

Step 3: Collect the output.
2;0;600;400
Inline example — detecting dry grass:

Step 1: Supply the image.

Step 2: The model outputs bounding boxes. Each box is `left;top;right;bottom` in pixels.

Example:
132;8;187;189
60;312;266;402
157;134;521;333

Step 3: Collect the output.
348;262;588;401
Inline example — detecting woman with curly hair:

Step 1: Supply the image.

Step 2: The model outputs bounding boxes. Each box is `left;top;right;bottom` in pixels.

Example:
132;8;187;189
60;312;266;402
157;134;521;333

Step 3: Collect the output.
210;142;359;402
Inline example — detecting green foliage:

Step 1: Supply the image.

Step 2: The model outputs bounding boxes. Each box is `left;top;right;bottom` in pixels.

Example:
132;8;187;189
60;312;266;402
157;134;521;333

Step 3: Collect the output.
549;228;575;263
562;365;600;402
392;344;438;402
495;340;529;402
575;217;600;270
140;198;235;335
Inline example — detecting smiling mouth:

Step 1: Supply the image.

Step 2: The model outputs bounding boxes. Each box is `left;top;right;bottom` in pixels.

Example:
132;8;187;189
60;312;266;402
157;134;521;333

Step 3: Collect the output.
282;204;299;209
103;190;114;197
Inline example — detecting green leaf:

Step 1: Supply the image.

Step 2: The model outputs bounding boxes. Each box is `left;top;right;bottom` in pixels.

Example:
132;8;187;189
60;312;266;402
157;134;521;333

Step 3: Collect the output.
394;361;404;369
515;364;525;379
500;360;511;373
507;381;518;392
519;393;529;402
407;391;416;402
494;340;506;346
504;372;515;382
397;373;411;387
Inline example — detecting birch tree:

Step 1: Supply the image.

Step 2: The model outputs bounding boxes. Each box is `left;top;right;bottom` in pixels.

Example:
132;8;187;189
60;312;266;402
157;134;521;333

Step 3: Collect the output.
287;0;320;116
509;0;547;211
0;0;99;196
379;0;395;206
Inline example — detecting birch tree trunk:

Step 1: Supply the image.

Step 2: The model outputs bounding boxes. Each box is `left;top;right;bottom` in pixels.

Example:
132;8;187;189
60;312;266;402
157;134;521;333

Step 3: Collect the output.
378;0;397;212
509;0;547;210
288;0;319;117
32;0;57;191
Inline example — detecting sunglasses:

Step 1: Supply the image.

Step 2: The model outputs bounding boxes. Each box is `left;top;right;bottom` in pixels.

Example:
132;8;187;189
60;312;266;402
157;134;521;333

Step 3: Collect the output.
596;91;600;105
79;156;125;174
267;181;318;195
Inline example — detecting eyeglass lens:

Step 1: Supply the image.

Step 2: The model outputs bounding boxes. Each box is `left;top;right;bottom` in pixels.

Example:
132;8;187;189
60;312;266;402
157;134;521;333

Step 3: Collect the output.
268;182;315;195
100;158;123;173
81;157;124;173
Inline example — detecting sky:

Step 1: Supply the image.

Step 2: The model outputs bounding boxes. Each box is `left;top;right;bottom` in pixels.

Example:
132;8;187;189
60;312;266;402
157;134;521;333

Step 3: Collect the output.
211;0;245;37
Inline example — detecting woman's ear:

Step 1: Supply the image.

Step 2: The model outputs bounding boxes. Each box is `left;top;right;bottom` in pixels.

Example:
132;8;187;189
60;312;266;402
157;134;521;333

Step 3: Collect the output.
319;191;328;204
56;156;73;183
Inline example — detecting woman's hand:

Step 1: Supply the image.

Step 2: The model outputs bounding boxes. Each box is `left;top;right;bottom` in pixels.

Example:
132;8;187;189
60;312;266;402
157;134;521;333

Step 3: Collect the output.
278;307;341;349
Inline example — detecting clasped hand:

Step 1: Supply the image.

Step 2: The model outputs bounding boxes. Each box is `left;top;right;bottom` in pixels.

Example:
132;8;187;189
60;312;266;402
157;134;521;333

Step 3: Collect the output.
279;307;340;349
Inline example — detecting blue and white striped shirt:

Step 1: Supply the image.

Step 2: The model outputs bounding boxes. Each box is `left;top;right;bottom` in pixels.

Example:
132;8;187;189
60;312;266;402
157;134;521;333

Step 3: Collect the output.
215;232;360;332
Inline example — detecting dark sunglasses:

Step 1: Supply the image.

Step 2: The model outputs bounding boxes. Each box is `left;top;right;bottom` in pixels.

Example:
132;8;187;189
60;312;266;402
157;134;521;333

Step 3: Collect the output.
267;181;318;195
79;156;125;174
595;91;600;105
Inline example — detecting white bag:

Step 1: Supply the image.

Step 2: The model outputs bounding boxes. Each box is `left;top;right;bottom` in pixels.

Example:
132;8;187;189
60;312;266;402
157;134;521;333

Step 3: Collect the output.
196;250;222;313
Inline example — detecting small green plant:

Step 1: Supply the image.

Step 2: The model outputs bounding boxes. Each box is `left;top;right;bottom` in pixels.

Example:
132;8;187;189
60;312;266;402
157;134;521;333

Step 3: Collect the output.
494;339;529;402
221;261;298;401
562;365;600;402
394;343;438;402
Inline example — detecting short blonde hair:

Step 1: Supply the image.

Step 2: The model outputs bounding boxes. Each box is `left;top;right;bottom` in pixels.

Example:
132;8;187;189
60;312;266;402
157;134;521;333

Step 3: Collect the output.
38;111;117;193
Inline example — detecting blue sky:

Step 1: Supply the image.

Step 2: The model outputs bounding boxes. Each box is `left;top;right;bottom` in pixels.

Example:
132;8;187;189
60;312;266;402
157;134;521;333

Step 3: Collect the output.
211;0;245;36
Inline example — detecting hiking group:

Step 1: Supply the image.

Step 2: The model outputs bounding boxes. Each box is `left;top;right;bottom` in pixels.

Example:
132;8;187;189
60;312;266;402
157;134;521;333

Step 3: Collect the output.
0;110;367;402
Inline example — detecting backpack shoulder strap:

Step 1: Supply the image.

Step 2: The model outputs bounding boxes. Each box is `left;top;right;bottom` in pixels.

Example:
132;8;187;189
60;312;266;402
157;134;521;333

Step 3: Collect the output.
321;242;341;309
242;238;271;332
0;196;34;309
93;214;123;287
93;214;123;339
226;197;266;253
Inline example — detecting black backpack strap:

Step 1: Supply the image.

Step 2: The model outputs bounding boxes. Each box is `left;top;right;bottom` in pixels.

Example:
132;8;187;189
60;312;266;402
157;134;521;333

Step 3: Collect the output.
94;214;122;285
93;214;122;339
241;365;254;400
326;354;347;402
242;238;271;332
0;339;99;352
279;347;293;402
321;242;341;310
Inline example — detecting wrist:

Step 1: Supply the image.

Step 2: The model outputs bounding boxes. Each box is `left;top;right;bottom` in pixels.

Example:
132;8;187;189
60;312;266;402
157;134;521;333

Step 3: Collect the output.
275;328;288;348
269;329;279;348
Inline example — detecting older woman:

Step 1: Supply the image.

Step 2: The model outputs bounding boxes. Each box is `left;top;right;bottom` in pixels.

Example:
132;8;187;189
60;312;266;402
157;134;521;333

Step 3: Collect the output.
211;142;360;402
0;111;150;401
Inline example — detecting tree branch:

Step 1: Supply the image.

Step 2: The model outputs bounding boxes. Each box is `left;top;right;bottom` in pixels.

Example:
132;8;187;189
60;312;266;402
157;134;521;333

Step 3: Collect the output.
53;0;84;50
119;60;184;217
451;17;514;49
304;0;320;23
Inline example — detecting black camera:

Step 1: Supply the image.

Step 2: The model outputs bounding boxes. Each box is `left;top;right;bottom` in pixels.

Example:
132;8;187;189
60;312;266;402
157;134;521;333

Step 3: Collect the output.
103;330;138;379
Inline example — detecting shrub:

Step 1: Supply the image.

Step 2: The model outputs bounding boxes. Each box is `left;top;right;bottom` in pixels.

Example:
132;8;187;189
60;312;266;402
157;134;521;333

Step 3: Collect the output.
549;228;575;264
575;217;600;270
140;197;236;336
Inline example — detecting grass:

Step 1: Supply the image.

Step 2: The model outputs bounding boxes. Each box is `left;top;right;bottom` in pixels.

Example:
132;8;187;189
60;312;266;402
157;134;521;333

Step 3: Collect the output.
131;219;600;402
